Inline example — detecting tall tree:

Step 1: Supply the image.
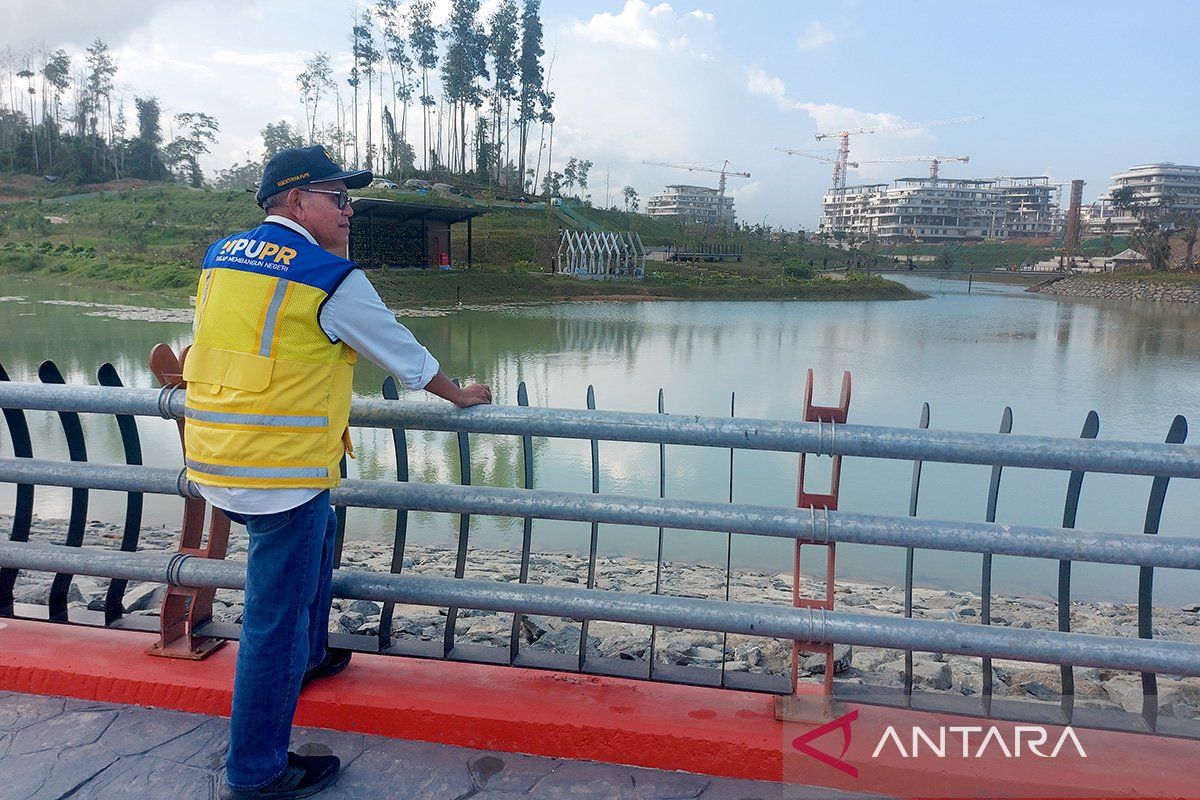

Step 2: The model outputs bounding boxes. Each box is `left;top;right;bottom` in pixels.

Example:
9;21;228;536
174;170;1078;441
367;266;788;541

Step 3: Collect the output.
442;0;488;174
16;64;37;171
126;96;167;180
84;39;117;174
165;111;218;188
621;185;638;212
407;0;438;172
1111;186;1175;271
1175;212;1198;270
296;51;334;144
352;13;382;170
376;0;414;164
486;0;519;185
261;120;304;160
516;0;544;192
41;49;70;169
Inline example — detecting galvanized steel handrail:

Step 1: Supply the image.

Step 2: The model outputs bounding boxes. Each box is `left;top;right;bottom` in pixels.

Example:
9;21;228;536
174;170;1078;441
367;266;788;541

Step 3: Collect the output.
4;540;1199;679
2;381;1199;477
4;457;1200;570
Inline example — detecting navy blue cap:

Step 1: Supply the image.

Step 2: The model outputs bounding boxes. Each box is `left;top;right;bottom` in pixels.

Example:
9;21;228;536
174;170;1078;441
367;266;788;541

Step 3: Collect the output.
256;145;372;207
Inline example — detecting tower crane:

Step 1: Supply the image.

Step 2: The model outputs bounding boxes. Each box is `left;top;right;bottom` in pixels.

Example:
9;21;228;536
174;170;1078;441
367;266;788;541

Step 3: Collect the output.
775;148;859;171
813;115;982;190
642;159;750;198
855;155;970;179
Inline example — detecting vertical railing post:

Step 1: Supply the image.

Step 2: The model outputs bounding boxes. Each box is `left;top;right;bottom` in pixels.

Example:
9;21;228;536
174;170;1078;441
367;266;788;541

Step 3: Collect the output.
904;402;931;703
39;360;88;623
720;392;735;688
0;363;34;618
579;385;600;670
145;343;228;659
1138;415;1187;731
509;382;533;664
377;376;410;652
97;363;145;625
980;406;1013;715
648;388;666;679
443;380;472;659
1058;411;1099;723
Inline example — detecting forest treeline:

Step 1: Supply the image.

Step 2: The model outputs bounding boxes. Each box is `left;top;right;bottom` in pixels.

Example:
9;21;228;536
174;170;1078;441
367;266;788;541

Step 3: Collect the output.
0;0;576;196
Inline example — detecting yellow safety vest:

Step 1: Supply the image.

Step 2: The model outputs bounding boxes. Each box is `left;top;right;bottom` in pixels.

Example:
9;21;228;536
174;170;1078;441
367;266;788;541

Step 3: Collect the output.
183;221;357;489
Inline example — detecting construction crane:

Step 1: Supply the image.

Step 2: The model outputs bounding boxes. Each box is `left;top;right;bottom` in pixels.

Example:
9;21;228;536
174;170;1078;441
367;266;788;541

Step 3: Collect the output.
813;115;982;190
642;159;750;198
855;155;970;179
775;147;859;171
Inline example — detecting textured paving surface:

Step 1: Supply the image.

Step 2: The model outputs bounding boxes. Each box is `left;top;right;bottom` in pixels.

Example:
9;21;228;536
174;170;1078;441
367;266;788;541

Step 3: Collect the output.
0;692;860;800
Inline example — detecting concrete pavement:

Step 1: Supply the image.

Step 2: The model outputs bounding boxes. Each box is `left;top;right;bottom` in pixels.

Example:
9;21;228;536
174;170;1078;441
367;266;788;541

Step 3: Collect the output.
0;692;858;800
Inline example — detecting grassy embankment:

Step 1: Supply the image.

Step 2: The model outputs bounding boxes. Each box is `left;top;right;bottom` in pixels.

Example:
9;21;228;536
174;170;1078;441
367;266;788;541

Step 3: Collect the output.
0;176;918;306
877;237;1130;272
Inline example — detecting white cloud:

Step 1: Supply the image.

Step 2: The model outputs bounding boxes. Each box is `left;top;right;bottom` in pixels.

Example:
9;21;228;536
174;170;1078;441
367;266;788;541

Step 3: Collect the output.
746;68;791;112
796;21;836;51
570;0;715;57
1;0;188;48
745;68;939;184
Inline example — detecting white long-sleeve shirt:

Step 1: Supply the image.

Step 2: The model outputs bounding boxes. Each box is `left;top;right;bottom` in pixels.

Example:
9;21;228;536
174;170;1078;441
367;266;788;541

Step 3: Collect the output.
195;215;439;515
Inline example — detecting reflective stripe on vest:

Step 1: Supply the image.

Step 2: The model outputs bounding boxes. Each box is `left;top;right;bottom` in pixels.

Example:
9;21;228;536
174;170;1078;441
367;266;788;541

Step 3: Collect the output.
186;458;328;479
258;278;290;357
184;408;329;428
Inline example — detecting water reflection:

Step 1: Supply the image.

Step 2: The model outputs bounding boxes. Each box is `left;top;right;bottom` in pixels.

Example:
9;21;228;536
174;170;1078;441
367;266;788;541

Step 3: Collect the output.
2;273;1199;604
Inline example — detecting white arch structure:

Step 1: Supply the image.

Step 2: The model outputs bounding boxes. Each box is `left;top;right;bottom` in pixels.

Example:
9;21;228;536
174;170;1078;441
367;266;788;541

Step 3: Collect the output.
557;230;646;279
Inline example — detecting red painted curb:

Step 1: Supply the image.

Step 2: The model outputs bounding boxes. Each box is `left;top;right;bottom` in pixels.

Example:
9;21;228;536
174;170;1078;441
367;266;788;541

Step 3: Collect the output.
2;618;1199;798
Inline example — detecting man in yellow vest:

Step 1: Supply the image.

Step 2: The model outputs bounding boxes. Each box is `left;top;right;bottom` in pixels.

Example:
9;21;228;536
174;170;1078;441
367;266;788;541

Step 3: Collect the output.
185;145;491;799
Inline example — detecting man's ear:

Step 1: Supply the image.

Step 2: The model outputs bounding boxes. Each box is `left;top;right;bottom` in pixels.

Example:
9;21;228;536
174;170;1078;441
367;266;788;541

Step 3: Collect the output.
285;188;305;218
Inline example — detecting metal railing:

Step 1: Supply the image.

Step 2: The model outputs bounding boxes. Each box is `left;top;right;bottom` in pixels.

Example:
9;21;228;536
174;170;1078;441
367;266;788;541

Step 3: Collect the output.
1;365;1198;740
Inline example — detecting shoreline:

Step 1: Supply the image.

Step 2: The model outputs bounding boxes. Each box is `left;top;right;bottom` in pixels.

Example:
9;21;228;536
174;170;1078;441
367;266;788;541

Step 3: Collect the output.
0;264;923;313
6;515;1198;718
1027;273;1200;304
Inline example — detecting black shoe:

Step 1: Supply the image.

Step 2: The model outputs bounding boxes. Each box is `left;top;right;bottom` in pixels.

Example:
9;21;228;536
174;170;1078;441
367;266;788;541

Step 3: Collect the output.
301;649;352;689
221;751;340;799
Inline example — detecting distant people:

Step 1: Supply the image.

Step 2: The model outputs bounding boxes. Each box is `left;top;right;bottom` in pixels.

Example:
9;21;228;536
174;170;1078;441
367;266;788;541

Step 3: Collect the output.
184;145;491;799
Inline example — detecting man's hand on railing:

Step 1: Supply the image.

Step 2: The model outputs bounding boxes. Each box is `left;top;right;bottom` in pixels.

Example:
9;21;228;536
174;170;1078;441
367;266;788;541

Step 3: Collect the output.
424;372;492;407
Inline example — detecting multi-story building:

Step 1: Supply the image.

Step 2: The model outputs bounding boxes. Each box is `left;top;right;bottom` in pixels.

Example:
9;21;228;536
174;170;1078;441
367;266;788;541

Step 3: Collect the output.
1089;163;1200;234
992;177;1059;238
647;184;736;227
819;176;1060;242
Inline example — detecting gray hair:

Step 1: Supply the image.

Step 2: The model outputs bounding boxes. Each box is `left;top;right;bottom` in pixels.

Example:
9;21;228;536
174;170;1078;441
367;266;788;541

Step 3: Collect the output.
261;191;288;211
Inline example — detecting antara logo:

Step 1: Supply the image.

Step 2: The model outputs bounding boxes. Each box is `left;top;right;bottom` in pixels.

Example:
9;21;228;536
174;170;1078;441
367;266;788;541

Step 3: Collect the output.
871;725;1087;759
219;239;297;265
791;710;859;778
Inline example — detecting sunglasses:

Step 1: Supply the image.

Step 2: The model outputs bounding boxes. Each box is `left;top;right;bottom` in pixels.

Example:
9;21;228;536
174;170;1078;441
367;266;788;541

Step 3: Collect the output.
298;187;352;209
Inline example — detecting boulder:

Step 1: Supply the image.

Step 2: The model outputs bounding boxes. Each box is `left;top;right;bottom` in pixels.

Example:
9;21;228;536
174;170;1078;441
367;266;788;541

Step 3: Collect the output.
912;661;953;690
800;645;853;675
346;600;381;616
123;582;167;613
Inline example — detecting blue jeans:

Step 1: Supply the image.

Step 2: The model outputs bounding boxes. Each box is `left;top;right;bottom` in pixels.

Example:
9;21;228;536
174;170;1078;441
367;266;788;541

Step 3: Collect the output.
222;491;337;790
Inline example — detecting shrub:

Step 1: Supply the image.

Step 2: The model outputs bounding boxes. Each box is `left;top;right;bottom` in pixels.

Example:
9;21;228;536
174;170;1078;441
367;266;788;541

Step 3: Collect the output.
784;261;813;279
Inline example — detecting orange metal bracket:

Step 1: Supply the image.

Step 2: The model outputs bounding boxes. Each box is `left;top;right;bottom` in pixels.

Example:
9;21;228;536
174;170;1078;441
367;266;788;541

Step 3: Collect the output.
779;369;851;721
145;343;229;660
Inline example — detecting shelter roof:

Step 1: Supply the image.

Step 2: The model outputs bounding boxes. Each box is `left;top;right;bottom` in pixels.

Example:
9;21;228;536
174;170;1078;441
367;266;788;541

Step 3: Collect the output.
350;198;484;224
1111;248;1145;261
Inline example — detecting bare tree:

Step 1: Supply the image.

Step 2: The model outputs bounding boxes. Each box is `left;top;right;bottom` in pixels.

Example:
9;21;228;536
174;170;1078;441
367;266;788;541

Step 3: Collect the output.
297;52;333;144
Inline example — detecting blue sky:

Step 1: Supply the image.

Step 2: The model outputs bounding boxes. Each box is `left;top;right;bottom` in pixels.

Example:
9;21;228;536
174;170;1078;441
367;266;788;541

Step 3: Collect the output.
5;0;1199;228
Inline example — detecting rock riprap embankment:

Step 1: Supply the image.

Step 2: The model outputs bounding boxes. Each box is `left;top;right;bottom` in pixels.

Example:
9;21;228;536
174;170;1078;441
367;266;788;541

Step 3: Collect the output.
6;515;1199;719
1030;276;1200;303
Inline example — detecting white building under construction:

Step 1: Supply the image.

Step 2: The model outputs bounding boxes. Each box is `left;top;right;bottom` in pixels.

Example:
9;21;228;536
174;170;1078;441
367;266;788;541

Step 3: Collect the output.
1088;163;1200;234
647;185;736;227
819;176;1059;242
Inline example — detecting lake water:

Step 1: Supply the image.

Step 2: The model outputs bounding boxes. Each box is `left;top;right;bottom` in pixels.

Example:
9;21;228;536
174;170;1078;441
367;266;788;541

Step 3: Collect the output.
1;272;1198;605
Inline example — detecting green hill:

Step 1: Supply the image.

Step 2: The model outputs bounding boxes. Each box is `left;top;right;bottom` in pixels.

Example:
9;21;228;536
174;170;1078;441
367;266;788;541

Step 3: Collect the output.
0;179;919;305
